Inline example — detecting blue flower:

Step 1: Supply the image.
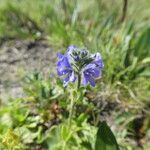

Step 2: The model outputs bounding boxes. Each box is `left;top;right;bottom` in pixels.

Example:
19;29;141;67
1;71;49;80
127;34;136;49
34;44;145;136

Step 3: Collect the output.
56;45;104;87
57;53;76;86
82;64;101;87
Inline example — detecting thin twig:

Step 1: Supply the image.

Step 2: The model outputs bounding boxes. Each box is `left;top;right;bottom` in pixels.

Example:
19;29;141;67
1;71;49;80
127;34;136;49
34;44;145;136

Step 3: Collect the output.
120;0;128;22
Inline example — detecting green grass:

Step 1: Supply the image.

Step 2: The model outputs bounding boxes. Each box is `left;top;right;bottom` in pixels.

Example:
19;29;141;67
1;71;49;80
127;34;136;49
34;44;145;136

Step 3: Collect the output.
0;0;150;149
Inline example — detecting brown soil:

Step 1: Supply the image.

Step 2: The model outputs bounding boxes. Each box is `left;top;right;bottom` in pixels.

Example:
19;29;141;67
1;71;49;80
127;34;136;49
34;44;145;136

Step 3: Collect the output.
0;39;56;99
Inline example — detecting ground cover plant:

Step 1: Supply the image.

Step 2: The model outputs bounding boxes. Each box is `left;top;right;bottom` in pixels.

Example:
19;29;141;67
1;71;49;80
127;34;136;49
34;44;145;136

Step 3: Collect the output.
0;0;150;150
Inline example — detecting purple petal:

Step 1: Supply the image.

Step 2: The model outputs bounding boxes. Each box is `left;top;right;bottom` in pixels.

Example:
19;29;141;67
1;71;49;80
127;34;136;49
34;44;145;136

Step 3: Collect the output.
83;64;96;71
82;74;88;86
63;71;76;86
69;71;76;82
88;67;100;78
81;63;101;87
83;73;95;87
88;76;95;87
92;53;104;68
57;55;71;68
67;45;77;52
83;64;100;78
56;53;73;77
57;53;64;59
64;75;70;87
57;68;69;76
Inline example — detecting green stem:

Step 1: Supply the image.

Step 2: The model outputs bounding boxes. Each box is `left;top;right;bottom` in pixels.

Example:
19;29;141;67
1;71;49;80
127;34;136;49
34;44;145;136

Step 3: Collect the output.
62;141;66;150
68;90;74;126
77;74;81;90
68;74;81;127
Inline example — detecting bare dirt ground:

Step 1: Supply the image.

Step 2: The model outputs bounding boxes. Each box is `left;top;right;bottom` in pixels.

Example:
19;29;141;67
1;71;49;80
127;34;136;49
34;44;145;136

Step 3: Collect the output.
0;39;56;99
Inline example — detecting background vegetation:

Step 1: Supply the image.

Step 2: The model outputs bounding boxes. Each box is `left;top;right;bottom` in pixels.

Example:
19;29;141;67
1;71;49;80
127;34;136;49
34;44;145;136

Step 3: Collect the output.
0;0;150;149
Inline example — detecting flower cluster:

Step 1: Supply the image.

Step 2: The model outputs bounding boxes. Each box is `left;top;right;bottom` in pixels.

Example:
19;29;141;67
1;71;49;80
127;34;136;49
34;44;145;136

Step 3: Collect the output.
56;45;104;87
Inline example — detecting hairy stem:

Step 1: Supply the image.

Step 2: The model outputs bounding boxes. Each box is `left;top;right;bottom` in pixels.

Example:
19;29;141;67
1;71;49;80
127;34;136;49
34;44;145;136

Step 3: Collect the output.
68;90;74;127
77;74;81;90
68;74;81;127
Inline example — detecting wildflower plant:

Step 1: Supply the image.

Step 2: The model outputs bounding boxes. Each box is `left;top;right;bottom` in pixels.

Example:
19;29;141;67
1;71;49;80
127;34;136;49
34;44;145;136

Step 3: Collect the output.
57;45;104;88
57;45;104;127
56;45;120;150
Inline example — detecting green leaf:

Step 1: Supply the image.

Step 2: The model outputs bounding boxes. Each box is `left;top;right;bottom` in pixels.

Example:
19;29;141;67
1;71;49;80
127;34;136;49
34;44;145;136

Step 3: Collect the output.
139;71;150;77
134;28;150;59
95;121;119;150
